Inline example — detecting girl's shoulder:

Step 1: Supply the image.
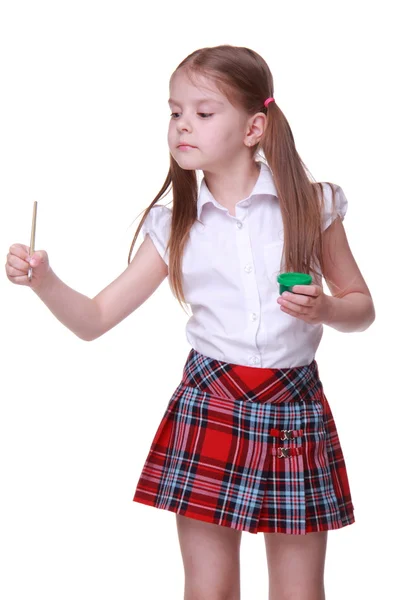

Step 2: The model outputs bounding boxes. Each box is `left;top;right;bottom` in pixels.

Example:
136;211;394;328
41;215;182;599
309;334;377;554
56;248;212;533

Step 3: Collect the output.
143;204;172;230
315;181;348;231
141;205;172;264
145;204;172;216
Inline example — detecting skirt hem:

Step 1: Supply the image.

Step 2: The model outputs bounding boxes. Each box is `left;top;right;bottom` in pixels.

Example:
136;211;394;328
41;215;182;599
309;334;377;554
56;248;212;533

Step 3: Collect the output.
132;495;355;536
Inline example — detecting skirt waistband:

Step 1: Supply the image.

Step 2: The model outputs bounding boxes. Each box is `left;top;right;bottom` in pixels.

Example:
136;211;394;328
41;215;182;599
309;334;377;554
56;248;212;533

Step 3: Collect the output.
181;349;323;404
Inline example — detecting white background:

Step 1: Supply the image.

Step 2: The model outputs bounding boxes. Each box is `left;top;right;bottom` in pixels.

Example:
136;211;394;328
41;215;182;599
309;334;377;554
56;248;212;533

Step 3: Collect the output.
1;0;398;598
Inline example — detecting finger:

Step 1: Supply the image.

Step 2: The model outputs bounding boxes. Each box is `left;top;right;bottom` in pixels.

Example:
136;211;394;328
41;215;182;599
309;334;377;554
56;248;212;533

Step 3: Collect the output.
280;297;308;313
7;252;31;271
5;264;32;284
281;291;314;307
291;285;319;297
12;274;32;285
280;304;306;318
9;243;31;260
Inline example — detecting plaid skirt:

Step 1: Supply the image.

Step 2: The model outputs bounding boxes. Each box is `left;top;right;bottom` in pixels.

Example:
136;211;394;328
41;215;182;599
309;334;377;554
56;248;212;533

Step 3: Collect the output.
132;348;355;535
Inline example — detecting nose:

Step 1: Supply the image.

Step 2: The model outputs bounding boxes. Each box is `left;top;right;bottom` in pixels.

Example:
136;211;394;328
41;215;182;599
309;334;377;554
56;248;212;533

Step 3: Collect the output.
176;115;192;133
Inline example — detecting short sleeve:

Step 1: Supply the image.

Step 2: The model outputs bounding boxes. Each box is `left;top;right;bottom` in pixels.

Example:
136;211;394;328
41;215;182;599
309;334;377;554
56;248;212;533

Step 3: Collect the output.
321;183;348;231
141;205;172;265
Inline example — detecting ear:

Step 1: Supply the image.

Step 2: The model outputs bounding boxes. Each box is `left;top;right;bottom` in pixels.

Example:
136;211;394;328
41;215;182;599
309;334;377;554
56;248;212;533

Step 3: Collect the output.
244;112;267;145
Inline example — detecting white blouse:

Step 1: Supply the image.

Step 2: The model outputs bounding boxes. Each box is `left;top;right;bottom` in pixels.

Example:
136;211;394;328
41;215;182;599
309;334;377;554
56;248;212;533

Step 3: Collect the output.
142;161;348;368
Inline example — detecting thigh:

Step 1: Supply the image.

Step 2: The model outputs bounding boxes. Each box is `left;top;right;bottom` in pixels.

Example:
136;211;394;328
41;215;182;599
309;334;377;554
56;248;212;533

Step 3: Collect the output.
264;531;328;600
176;514;242;600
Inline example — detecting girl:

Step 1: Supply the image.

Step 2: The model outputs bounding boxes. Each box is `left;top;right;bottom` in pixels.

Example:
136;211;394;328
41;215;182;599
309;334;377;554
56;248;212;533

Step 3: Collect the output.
6;45;375;600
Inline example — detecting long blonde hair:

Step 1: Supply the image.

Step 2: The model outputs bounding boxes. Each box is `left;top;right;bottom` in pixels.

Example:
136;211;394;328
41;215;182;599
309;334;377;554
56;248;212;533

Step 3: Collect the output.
128;44;338;312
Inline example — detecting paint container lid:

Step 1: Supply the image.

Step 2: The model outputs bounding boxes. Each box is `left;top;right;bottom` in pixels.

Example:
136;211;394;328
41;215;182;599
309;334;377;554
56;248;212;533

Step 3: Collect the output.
277;272;312;286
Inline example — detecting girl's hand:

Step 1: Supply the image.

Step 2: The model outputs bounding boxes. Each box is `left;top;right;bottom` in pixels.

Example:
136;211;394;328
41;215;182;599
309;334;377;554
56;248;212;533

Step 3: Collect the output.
277;284;331;325
5;243;50;290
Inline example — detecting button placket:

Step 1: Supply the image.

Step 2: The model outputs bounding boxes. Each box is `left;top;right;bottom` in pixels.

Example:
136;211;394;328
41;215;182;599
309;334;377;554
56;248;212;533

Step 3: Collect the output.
235;206;261;368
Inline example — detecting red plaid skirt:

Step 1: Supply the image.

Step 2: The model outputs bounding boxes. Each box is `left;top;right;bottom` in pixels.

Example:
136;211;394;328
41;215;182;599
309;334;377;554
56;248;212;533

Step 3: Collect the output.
132;348;355;535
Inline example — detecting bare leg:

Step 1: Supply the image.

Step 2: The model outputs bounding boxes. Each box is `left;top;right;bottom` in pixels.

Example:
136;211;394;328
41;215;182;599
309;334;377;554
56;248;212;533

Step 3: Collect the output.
176;513;242;600
264;530;328;600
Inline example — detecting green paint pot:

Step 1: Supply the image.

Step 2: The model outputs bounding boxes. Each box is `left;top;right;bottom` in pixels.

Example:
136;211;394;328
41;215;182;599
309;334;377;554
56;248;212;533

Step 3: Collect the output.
277;272;312;295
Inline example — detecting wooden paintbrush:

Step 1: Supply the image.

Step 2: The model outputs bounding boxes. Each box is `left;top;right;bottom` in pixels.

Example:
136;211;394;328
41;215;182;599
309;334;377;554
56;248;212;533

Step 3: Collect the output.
28;201;37;282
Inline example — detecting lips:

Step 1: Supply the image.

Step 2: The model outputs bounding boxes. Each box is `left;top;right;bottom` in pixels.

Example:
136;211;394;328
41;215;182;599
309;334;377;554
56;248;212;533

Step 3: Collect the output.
178;143;196;148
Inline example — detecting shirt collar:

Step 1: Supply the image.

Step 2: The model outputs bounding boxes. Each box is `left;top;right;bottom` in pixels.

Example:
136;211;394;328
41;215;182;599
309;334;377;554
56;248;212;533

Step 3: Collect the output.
196;161;278;221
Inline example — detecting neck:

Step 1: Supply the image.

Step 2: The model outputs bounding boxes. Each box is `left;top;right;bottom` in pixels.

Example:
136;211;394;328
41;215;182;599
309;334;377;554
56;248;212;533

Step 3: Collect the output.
202;160;261;212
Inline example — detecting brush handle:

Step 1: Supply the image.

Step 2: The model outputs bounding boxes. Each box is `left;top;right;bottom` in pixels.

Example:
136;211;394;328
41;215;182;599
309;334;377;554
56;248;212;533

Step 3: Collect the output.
28;201;37;282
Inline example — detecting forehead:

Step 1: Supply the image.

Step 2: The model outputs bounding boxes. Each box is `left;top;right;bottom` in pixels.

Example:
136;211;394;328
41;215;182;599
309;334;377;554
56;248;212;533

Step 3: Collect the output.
168;70;227;105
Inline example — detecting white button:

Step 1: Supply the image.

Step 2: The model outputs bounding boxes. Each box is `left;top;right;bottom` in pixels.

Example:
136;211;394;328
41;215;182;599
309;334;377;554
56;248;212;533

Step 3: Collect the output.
250;312;257;321
249;355;260;365
244;264;253;273
236;221;243;229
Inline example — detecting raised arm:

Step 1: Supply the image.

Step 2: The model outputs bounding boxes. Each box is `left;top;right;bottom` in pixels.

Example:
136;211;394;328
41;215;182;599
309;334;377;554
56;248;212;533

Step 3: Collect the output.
91;235;168;339
29;235;168;341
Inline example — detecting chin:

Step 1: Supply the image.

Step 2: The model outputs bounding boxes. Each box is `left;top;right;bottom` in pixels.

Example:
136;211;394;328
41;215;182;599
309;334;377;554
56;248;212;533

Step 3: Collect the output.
178;164;201;171
173;157;202;170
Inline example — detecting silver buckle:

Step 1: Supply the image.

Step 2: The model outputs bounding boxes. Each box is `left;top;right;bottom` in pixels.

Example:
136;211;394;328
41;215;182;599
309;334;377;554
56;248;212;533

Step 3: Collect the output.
277;447;289;458
280;429;294;441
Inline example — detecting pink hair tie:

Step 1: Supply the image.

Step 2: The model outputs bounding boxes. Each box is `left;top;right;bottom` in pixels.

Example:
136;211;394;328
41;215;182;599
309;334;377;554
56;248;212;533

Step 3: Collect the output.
264;97;275;107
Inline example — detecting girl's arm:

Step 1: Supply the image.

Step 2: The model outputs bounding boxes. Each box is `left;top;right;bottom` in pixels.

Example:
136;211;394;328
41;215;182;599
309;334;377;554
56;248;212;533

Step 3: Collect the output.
321;217;375;333
33;235;168;341
324;293;375;333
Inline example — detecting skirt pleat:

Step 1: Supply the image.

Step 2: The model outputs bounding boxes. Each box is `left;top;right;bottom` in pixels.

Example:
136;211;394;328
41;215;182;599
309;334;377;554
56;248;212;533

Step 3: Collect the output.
132;348;355;535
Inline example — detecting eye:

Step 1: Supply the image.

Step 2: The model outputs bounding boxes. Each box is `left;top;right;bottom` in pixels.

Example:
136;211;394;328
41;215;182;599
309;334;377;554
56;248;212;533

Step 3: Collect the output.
169;113;213;119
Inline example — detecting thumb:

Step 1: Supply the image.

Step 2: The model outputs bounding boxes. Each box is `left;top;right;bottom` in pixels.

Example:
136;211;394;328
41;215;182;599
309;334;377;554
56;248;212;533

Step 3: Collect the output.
28;250;46;266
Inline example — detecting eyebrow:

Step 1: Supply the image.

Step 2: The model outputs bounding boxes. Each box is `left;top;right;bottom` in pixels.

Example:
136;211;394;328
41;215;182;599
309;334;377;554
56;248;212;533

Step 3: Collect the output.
168;98;225;106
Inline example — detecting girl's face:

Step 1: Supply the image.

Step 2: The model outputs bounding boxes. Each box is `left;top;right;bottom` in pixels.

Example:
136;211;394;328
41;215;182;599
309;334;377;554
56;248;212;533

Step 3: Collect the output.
168;69;251;173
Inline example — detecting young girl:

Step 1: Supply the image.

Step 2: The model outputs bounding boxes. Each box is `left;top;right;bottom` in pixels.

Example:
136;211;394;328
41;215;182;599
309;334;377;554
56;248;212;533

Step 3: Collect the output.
6;45;375;600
